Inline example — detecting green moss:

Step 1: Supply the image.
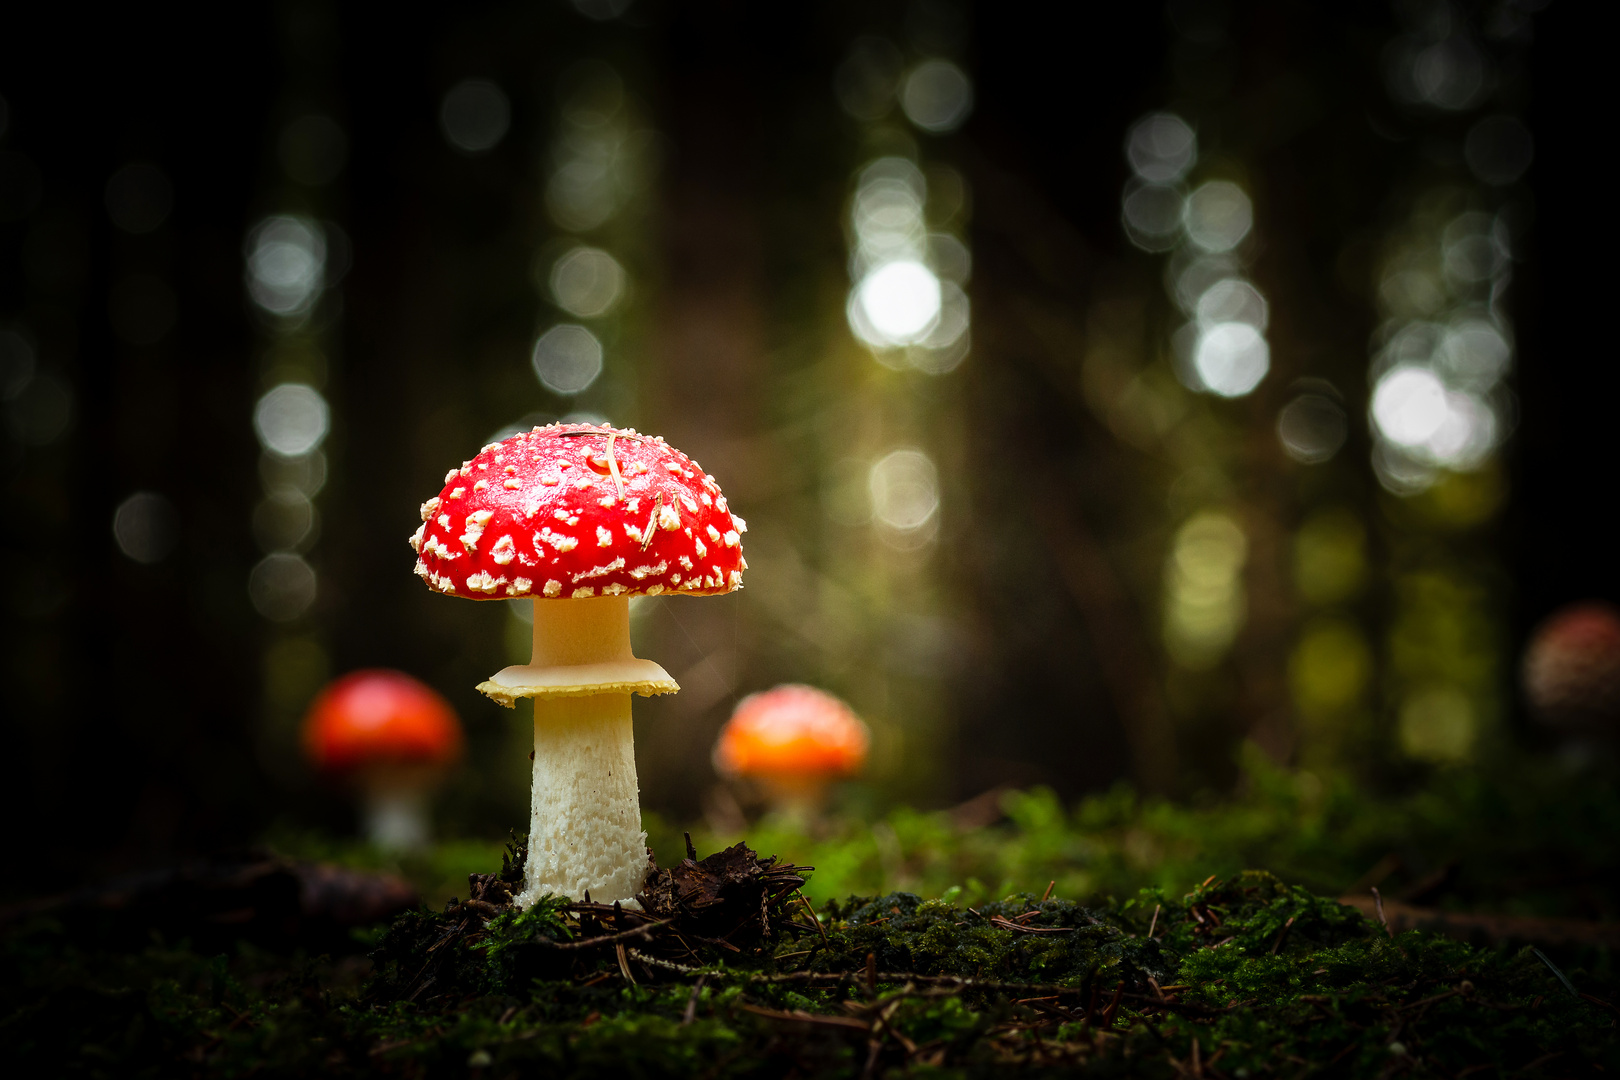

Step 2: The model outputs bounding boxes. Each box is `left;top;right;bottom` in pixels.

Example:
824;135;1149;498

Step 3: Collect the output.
6;867;1615;1076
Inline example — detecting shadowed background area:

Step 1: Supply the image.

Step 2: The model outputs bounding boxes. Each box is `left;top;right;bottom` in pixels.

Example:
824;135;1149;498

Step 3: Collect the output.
0;0;1611;898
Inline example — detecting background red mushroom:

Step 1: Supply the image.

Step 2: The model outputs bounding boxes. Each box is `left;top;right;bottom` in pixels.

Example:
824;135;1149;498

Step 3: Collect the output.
303;670;464;851
1522;601;1620;735
713;684;870;820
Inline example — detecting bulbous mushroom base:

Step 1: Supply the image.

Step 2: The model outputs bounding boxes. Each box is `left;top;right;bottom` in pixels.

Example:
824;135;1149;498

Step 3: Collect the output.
514;692;650;909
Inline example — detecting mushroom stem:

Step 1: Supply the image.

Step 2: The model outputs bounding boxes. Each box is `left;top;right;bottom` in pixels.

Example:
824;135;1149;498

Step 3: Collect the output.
512;595;652;909
529;592;635;666
358;765;433;852
758;775;831;825
517;692;647;907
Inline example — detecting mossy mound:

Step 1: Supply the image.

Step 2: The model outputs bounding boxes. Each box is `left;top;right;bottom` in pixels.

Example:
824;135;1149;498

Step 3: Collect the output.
3;846;1616;1077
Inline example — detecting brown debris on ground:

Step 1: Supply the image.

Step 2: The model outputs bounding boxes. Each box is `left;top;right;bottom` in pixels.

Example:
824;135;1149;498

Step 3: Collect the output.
637;834;811;946
385;835;816;999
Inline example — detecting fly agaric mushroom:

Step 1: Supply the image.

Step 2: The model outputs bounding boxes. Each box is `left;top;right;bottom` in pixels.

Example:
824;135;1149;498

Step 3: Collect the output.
713;684;869;815
409;423;746;907
303;669;463;851
1523;601;1620;732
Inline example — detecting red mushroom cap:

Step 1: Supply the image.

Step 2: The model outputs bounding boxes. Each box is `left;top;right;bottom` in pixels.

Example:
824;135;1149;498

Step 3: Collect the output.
713;684;870;780
1523;601;1620;729
409;423;747;602
303;669;464;772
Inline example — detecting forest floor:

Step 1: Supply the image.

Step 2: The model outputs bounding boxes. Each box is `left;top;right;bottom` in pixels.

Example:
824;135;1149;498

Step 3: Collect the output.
4;757;1618;1076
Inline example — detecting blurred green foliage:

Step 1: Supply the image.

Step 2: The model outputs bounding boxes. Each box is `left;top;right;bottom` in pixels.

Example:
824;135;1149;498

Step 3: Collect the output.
282;751;1618;924
662;754;1617;920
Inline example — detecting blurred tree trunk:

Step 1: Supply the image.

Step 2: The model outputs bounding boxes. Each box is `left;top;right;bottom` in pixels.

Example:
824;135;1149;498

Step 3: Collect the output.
638;12;772;817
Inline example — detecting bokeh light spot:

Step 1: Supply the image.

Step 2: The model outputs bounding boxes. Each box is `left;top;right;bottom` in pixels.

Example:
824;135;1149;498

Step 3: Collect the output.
1121;182;1185;252
112;492;179;564
1183;180;1253;253
254;383;330;458
1290;617;1373;719
929;232;971;283
1439;318;1511;390
245;216;326;317
550;246;626;317
899;60;973;133
1294;508;1367;606
1195;278;1267;330
1398;686;1476;763
1371;366;1448;447
1411;37;1488;111
1168;251;1242;312
1194;322;1270;397
852;159;929;273
249;553;318;622
1278;393;1348;464
260;450;327;498
532;325;604;395
920;280;970;350
1379;266;1447;319
1165;511;1248;669
1371;439;1438;496
1442;212;1505;285
440;79;511;154
869;449;940;544
834;37;903;121
1424;390;1496;469
253;489;319;553
1370;366;1497;474
546;158;618;233
852;260;942;346
1126;112;1197;183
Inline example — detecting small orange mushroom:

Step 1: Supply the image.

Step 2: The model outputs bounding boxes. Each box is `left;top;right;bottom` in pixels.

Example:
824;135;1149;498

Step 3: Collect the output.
713;684;869;816
303;669;463;851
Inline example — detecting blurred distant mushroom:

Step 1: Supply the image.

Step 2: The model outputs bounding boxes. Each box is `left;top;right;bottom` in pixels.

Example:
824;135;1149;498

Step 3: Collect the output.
303;670;463;851
410;423;746;908
713;684;869;818
1522;601;1620;733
